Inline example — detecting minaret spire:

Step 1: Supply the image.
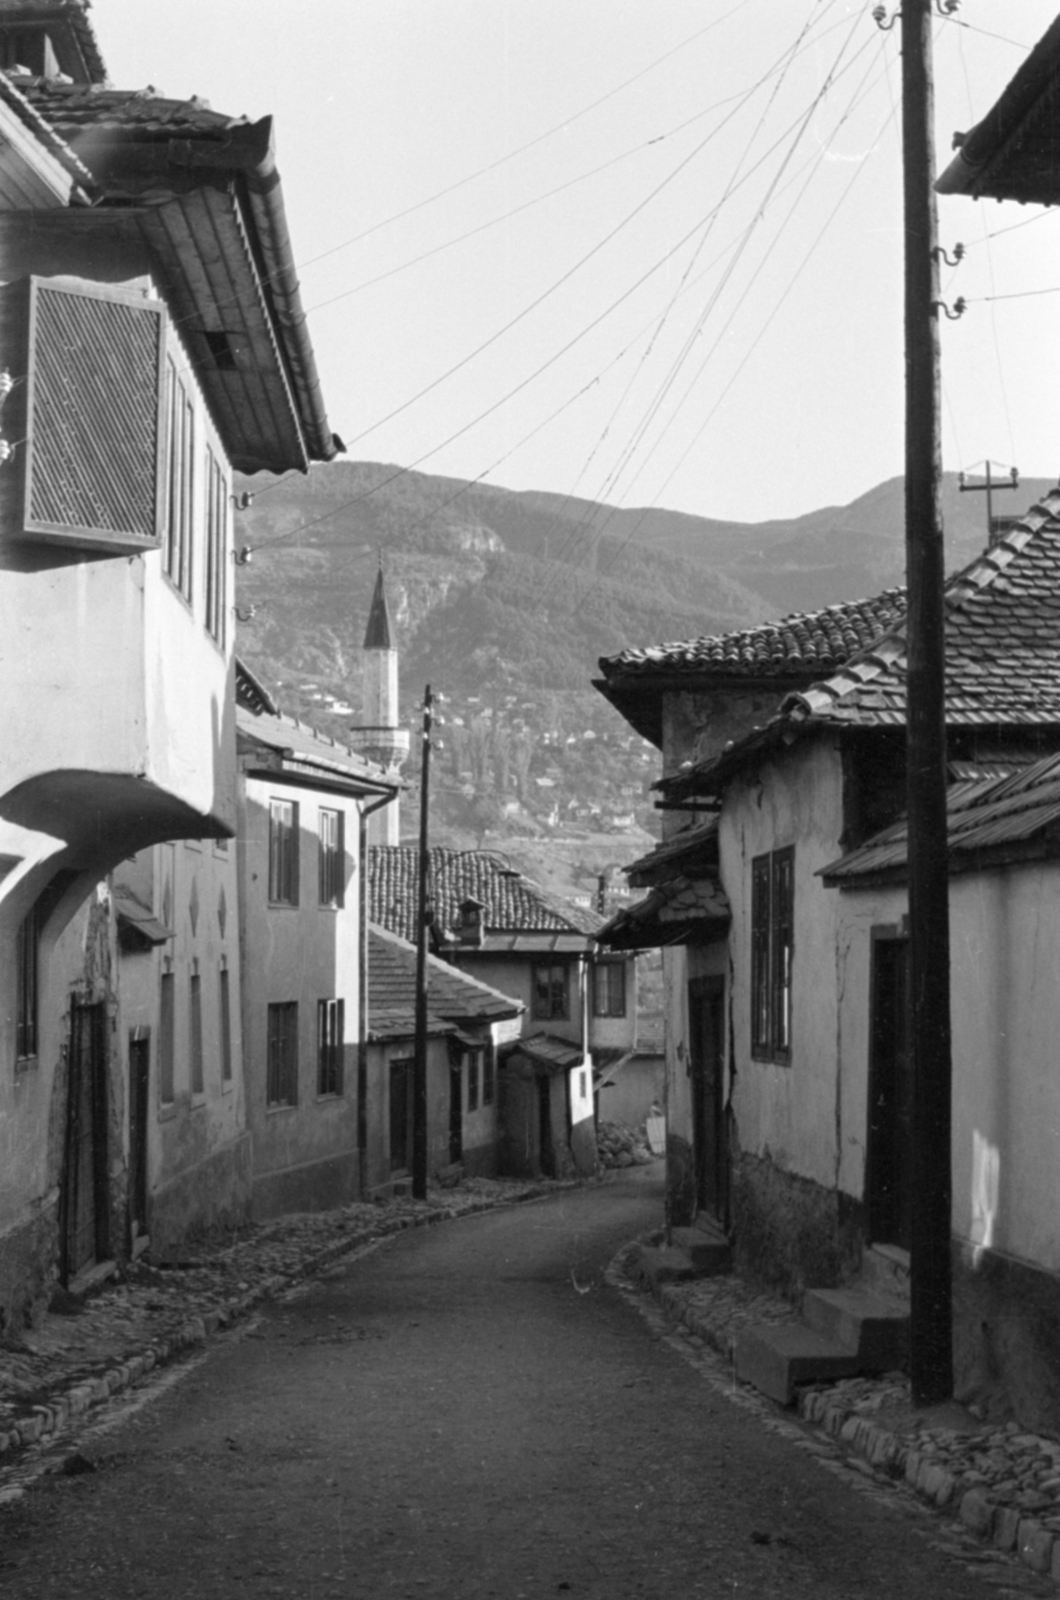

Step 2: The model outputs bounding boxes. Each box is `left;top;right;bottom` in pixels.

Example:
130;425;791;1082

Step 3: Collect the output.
349;564;409;846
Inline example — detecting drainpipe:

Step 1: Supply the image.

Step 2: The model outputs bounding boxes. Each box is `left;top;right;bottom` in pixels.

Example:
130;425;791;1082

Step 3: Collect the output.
358;790;395;1198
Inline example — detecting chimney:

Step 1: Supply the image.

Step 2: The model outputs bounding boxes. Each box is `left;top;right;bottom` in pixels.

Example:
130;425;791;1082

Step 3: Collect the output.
457;897;486;947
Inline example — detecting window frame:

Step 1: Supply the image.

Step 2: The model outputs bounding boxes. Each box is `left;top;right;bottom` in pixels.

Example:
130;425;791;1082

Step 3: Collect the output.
15;903;39;1067
591;958;627;1019
318;807;345;909
219;965;233;1084
531;960;569;1021
750;845;794;1063
159;970;175;1105
266;1000;299;1108
189;971;204;1097
204;445;227;646
483;1041;496;1108
316;997;345;1098
466;1047;481;1113
268;798;299;906
163;357;195;601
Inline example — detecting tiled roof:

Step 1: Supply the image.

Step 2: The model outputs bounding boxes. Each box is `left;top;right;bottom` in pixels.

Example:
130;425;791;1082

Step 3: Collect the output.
509;1033;586;1072
792;495;1060;728
368;847;603;944
821;750;1060;885
626;817;719;887
595;875;730;951
598;590;905;682
237;705;393;793
19;80;243;139
0;1;107;85
368;926;522;1035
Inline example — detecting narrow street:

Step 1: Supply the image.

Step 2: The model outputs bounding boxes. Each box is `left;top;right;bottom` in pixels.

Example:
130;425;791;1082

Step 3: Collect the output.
0;1173;1043;1599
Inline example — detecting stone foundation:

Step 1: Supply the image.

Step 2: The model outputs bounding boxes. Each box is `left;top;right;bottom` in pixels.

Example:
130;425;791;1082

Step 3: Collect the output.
732;1148;863;1298
150;1134;253;1256
0;1199;59;1333
954;1242;1060;1436
666;1133;696;1227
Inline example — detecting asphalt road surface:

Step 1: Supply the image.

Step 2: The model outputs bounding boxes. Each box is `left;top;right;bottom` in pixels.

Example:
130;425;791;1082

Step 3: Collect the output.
0;1169;1046;1598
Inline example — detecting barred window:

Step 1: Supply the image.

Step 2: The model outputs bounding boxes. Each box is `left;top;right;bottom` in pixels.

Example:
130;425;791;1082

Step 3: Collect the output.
204;447;227;645
751;847;794;1062
267;1001;299;1106
15;904;39;1065
163;359;194;600
592;960;626;1018
532;961;569;1021
318;809;344;908
189;973;204;1095
159;972;175;1104
268;799;299;905
317;998;344;1097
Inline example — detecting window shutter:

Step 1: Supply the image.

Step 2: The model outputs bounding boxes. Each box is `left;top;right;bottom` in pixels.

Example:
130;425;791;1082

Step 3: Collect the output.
0;275;166;551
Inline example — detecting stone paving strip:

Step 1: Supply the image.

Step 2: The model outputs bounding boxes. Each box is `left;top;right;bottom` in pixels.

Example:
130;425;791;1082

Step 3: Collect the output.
0;1177;566;1469
638;1261;1060;1588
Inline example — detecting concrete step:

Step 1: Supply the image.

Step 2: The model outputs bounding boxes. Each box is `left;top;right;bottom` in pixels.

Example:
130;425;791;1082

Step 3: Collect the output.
627;1243;698;1291
859;1243;911;1302
734;1322;862;1406
669;1225;732;1277
801;1287;909;1370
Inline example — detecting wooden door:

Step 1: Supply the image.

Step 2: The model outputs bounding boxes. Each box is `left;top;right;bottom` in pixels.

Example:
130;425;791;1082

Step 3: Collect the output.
128;1032;150;1247
389;1059;413;1174
448;1059;463;1164
867;936;913;1251
537;1075;555;1178
688;977;727;1224
62;1001;108;1282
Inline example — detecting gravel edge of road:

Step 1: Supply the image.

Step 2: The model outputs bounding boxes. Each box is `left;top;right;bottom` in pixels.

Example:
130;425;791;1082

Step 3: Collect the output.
625;1250;1060;1592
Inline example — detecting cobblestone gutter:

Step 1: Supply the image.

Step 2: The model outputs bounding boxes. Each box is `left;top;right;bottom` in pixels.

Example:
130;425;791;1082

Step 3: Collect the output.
0;1178;565;1467
639;1265;1060;1588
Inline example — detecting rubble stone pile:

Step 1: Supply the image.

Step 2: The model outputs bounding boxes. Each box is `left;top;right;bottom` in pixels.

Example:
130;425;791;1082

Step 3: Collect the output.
596;1120;655;1170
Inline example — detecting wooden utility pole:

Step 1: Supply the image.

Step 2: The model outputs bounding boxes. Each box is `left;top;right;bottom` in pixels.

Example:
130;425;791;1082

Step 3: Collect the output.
901;0;953;1405
412;685;433;1200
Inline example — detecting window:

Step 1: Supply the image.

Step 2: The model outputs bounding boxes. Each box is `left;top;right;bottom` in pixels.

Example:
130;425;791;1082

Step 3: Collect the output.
467;1049;480;1112
0;275;166;552
751;846;794;1061
204;447;227;645
189;973;204;1095
317;998;344;1097
219;967;232;1083
268;799;299;905
592;960;627;1018
532;961;569;1020
163;359;195;599
318;808;344;908
15;904;39;1065
389;1058;414;1172
483;1042;496;1108
159;971;175;1104
266;1002;299;1107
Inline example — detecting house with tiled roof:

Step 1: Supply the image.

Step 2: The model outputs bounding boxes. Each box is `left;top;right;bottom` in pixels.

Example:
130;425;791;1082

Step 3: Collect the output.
369;846;636;1178
594;589;908;1232
0;1;342;1326
618;485;1060;1431
235;669;399;1218
363;927;523;1193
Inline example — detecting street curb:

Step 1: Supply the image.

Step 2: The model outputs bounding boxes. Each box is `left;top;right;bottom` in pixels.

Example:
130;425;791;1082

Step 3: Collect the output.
0;1185;558;1471
628;1256;1060;1590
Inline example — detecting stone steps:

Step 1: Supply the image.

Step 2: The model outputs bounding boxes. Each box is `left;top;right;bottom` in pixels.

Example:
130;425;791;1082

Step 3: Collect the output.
735;1272;910;1407
627;1215;732;1291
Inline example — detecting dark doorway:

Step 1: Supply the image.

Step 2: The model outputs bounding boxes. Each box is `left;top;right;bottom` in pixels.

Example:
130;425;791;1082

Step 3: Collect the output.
867;934;913;1251
389;1059;414;1174
61;1001;108;1283
128;1031;150;1249
537;1075;555;1178
688;976;727;1224
448;1059;463;1165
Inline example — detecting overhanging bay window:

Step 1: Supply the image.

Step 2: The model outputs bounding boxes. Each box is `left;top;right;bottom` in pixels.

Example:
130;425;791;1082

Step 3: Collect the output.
0;275;166;551
751;846;794;1062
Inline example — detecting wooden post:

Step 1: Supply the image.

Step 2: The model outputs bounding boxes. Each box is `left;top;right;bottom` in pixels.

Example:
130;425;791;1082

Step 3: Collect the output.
412;685;433;1200
901;0;953;1406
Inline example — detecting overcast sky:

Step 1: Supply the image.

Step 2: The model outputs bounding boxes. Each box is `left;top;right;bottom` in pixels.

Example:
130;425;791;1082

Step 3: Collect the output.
94;1;1060;523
